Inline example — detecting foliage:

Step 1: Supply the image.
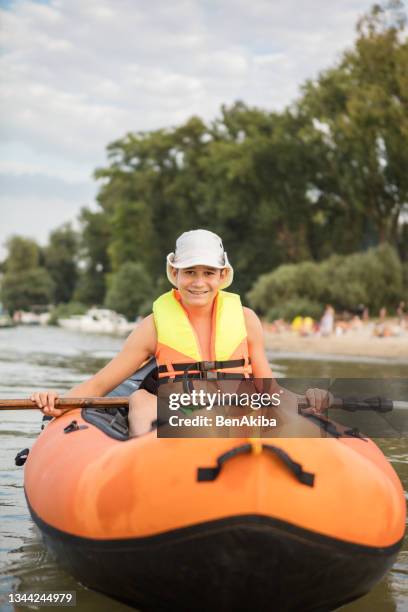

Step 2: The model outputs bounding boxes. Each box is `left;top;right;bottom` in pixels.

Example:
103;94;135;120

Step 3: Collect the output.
3;236;41;273
247;261;328;315
298;1;408;252
0;268;55;314
104;262;154;320
0;236;55;313
267;298;323;322
401;261;408;301
248;244;403;319
43;223;79;304
48;301;87;326
73;209;112;305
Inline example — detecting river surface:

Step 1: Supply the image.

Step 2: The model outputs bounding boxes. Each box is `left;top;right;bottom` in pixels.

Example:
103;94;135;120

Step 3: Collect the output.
0;326;406;611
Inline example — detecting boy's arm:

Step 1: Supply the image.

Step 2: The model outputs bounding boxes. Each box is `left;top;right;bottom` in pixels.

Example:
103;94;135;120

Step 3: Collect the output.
244;307;273;377
244;308;278;392
67;314;157;397
31;314;157;415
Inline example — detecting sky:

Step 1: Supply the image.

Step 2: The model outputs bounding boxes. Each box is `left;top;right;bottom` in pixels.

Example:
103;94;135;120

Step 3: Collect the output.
0;0;378;260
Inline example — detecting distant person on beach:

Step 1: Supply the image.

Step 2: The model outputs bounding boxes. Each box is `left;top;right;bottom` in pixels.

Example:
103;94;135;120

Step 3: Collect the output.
320;305;334;337
397;301;406;328
374;306;393;338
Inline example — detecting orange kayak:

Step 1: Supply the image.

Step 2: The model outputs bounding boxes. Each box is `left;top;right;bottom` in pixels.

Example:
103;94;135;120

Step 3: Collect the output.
23;375;405;611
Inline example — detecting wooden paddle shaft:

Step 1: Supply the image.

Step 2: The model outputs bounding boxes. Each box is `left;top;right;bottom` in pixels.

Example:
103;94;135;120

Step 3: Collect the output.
0;397;129;409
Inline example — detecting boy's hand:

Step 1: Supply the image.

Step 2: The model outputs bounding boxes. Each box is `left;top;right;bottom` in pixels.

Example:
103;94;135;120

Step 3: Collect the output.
30;391;64;417
304;388;334;415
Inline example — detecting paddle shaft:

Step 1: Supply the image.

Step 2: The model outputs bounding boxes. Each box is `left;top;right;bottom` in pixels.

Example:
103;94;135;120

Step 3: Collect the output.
1;396;406;411
0;397;129;410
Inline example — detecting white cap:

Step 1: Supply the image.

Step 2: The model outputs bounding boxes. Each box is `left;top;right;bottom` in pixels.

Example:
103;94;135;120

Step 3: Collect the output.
166;229;233;289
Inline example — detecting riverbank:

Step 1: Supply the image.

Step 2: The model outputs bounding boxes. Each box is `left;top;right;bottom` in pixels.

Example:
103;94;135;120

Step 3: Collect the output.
263;323;408;361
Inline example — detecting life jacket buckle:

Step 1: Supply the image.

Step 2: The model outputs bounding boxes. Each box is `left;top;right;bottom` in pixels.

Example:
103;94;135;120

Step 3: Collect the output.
199;361;216;371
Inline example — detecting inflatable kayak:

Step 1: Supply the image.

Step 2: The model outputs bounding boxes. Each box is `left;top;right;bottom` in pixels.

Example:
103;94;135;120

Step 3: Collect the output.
22;364;406;611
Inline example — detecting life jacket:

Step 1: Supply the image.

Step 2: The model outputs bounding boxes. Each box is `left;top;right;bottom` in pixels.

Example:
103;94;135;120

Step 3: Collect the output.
153;289;252;383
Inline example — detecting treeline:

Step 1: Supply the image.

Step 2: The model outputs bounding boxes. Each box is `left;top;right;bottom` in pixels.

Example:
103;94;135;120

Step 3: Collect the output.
0;3;407;320
248;244;407;320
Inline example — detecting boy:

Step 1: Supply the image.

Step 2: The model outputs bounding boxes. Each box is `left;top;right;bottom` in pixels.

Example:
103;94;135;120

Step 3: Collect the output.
31;230;331;435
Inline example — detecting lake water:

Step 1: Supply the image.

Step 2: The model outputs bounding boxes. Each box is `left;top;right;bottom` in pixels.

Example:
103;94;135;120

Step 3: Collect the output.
0;326;407;611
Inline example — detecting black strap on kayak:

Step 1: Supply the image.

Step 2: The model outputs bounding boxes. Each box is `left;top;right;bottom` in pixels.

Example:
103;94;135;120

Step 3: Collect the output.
197;443;314;487
63;420;89;434
343;427;364;438
300;410;366;439
41;415;53;430
15;448;29;466
300;413;342;438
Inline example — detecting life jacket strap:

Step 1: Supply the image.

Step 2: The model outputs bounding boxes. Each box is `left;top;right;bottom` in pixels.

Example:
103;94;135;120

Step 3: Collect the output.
158;373;248;385
158;358;249;374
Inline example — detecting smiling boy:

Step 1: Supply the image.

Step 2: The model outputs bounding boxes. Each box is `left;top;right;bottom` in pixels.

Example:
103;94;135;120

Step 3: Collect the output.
31;229;331;434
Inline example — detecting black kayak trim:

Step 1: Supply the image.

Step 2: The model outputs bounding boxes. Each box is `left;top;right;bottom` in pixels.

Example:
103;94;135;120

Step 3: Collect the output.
26;490;403;612
26;490;404;555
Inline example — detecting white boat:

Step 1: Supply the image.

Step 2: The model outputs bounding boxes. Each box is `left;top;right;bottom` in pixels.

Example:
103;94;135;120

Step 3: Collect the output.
14;310;50;326
58;308;136;335
0;314;14;328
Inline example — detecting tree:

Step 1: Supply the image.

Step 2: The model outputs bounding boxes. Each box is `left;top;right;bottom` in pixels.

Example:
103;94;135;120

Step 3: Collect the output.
1;268;55;314
0;236;55;313
104;262;154;320
247;244;403;318
3;236;41;272
44;223;79;303
298;1;408;251
73;208;111;305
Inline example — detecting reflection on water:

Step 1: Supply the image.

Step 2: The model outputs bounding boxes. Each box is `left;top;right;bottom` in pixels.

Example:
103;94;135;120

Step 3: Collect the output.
0;326;406;611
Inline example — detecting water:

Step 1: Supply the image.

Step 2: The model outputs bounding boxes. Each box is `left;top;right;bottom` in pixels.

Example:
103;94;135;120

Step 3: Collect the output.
0;326;406;611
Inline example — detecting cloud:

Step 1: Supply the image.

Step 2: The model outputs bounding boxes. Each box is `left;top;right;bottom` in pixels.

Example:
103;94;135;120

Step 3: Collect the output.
0;171;95;201
0;170;97;259
1;0;374;158
0;0;376;256
0;192;96;260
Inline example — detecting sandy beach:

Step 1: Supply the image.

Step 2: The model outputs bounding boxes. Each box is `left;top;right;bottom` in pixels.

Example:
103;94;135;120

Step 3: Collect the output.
263;323;408;361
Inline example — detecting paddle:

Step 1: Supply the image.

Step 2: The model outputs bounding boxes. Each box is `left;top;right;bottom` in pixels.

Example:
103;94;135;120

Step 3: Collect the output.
1;396;406;410
0;397;129;410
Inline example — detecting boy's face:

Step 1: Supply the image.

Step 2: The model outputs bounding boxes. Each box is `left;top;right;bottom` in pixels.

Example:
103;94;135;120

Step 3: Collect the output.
171;265;227;307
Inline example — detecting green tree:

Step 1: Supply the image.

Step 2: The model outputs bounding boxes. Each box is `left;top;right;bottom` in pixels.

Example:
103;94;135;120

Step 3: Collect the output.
44;223;79;303
73;209;111;305
202;104;318;293
247;244;403;319
104;262;154;319
94;115;213;280
0;236;55;313
1;268;55;314
298;1;408;251
3;236;41;272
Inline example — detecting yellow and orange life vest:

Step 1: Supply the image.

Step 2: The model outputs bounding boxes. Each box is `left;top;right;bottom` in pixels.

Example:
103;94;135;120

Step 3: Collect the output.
153;289;252;382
